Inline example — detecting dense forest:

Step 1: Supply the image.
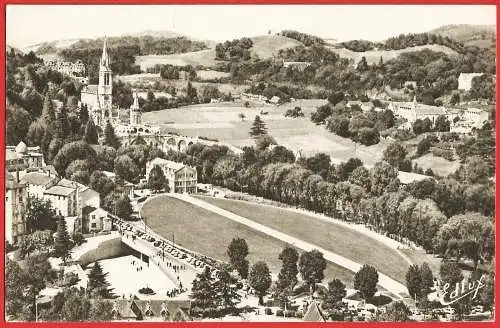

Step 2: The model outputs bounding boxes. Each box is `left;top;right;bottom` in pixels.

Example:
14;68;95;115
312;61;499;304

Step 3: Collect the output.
215;38;253;61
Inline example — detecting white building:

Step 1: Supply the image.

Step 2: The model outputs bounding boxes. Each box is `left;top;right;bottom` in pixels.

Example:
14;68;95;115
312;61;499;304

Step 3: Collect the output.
462;108;489;124
458;73;484;91
146;158;197;193
389;97;448;124
43;186;77;217
20;171;58;199
87;208;112;233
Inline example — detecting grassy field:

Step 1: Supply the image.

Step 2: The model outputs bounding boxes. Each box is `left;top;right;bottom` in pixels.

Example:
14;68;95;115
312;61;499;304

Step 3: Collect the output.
140;195;356;286
194;196;411;284
327;44;459;65
142;100;388;166
412;153;460;177
250;35;302;59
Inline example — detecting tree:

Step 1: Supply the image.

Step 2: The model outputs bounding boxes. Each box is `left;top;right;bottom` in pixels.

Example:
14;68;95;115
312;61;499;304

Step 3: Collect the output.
379;301;411;322
190;266;216;310
383;142;408;170
114;155;140;183
299;249;327;290
354;264;379;299
61;288;91;321
370;161;399;196
88;298;114;321
25;196;59;232
434;115;450;132
212;268;240;311
276;246;299;294
54;104;71;139
54;217;71;263
249;115;267;138
103;120;121;149
439;262;463;286
17;230;54;259
186;81;198;103
84;119;99;144
115;194;133;221
148;164;169;193
358;127;380;146
227;238;249;279
249;261;272;305
89;171;116;202
322;278;347;310
420;262;434;298
463;155;490;184
480;274;494;314
41;93;56;123
52;140;97;177
405;265;422;300
6;259;27;320
87;261;113;298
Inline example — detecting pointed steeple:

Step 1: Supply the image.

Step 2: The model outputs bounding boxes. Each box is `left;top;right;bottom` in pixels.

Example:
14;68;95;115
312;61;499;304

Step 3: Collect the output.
101;36;110;68
131;91;140;110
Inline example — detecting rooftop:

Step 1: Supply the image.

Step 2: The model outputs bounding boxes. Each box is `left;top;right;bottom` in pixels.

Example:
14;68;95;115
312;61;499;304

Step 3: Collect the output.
149;158;186;171
21;172;56;186
398;171;433;185
45;185;76;197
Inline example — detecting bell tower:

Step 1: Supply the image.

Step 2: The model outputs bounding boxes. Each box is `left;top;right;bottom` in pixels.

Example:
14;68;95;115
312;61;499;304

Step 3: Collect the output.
130;91;141;125
98;37;113;124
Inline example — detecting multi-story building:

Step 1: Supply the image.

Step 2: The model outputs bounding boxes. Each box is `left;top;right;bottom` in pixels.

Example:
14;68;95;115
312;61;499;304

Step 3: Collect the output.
43;185;77;217
146;158;197;193
389;96;448;124
5;172;27;245
21;171;58;199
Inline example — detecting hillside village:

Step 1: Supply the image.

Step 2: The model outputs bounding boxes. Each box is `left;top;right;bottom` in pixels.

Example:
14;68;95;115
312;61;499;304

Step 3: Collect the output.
5;14;496;324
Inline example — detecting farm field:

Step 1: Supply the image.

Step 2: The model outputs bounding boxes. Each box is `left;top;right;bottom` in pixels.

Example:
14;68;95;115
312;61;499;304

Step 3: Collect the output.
142;100;388;166
140;195;356;286
193;196;411;284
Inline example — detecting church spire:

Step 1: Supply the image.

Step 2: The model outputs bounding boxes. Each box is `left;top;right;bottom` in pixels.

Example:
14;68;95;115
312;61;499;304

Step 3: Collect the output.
101;36;110;68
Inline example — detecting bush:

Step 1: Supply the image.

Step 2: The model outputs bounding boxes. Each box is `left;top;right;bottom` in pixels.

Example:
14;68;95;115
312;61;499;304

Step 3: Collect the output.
284;310;296;318
264;300;274;307
295;310;304;318
276;309;284;317
72;232;85;246
265;308;273;315
138;287;155;295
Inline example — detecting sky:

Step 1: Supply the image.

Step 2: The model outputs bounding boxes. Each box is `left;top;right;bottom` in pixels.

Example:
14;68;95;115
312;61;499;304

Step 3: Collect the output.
6;5;497;48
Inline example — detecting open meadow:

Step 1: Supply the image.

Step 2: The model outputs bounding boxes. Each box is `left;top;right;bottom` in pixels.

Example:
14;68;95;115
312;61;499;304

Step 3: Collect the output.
141;100;388;166
193;196;411;284
140;195;356;286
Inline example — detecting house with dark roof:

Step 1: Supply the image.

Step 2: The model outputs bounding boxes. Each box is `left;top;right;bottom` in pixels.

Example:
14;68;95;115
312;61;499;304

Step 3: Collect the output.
111;299;192;322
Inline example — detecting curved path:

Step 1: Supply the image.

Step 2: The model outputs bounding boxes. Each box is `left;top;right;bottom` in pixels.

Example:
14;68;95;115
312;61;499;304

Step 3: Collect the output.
169;193;409;299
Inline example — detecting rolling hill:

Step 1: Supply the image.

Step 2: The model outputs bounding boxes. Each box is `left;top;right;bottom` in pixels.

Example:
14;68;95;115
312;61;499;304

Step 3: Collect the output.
250;35;302;59
326;44;460;65
429;24;496;48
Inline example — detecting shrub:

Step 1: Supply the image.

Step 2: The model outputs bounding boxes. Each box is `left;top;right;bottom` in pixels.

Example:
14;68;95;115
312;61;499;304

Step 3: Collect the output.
138;287;155;295
265;308;273;315
295;310;304;318
284;310;296;318
276;309;284;317
72;232;85;246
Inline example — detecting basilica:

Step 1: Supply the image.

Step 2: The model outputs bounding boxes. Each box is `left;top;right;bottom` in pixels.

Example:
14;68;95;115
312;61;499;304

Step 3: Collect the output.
80;38;116;127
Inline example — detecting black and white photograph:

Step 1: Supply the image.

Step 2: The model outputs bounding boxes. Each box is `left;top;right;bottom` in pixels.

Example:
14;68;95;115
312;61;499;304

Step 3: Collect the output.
4;4;497;322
